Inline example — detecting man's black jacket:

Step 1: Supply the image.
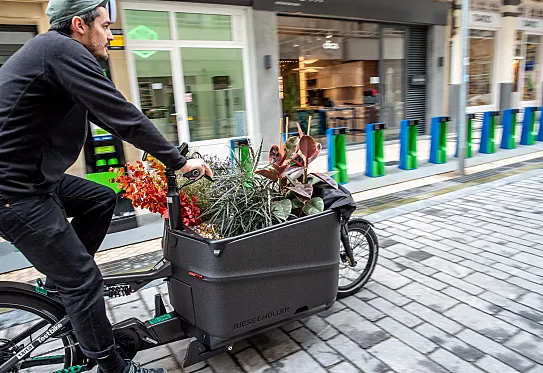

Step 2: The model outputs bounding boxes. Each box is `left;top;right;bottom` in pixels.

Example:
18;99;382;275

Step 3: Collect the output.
0;31;186;195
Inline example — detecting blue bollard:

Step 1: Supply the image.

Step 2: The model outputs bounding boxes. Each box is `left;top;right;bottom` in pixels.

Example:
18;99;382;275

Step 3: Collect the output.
430;116;450;164
500;109;519;149
537;108;543;141
399;119;418;170
480;111;500;154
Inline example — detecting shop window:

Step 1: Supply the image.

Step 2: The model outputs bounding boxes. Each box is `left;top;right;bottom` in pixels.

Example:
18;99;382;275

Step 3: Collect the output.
133;51;178;144
468;29;495;107
523;35;541;101
125;10;172;40
176;13;232;41
277;16;385;144
181;48;247;141
513;31;523;93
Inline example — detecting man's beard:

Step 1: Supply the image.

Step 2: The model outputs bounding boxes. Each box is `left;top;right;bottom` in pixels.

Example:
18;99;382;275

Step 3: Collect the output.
87;42;109;61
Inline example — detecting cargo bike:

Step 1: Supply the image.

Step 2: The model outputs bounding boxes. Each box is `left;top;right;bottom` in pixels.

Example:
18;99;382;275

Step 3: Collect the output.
0;144;378;373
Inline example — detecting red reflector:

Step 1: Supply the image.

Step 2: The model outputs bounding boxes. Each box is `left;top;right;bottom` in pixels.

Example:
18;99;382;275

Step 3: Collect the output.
189;271;204;279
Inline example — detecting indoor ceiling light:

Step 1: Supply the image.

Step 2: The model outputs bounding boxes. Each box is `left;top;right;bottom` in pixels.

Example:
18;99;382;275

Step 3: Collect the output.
304;59;318;64
326;33;333;39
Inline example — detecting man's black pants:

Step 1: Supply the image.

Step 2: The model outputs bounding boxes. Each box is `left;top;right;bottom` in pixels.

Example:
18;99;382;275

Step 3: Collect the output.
0;174;118;360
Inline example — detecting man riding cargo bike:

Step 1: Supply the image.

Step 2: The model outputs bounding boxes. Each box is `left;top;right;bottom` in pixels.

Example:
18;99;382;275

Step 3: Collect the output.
0;1;378;372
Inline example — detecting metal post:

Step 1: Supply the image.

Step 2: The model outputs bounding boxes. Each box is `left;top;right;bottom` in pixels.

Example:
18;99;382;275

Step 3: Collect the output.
458;0;470;175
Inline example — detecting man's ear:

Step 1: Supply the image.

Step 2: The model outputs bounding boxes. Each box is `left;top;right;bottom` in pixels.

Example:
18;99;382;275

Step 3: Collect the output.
71;16;86;36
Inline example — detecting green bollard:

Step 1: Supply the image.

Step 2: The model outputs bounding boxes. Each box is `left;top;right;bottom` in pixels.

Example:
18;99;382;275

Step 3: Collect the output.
467;114;473;158
430;116;450;164
335;131;348;184
365;123;386;178
326;127;349;184
230;138;252;178
456;114;474;158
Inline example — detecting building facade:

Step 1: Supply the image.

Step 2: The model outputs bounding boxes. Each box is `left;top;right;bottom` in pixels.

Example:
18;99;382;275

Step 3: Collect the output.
1;0;454;174
449;0;543;122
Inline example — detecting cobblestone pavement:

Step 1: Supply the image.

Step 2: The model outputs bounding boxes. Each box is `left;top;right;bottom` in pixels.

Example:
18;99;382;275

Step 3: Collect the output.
3;169;543;372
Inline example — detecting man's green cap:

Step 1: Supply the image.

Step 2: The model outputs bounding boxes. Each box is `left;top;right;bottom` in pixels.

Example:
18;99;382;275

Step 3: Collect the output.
46;0;110;27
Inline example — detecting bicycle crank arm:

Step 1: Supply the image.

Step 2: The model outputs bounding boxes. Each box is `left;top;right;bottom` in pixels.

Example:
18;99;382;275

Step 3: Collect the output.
0;316;70;373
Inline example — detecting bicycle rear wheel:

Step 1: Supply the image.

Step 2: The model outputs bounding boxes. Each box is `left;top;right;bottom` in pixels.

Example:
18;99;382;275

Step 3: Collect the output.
0;290;84;372
337;219;379;299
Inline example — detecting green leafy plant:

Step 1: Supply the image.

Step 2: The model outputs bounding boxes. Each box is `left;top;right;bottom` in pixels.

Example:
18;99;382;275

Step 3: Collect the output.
257;124;338;222
198;141;281;238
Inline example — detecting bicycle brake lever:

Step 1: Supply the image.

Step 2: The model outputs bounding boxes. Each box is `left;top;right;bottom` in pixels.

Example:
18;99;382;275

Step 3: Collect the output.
183;169;201;180
182;169;214;182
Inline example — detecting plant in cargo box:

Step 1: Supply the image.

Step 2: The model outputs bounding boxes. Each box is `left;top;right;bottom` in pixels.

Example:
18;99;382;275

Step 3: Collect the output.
256;124;338;222
110;157;201;226
198;141;281;239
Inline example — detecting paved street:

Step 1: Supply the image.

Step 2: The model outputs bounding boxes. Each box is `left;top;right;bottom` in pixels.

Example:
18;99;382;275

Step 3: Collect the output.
96;168;543;372
2;168;543;372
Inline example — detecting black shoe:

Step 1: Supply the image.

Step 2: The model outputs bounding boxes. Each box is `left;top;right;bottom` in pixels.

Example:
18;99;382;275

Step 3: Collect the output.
98;361;167;373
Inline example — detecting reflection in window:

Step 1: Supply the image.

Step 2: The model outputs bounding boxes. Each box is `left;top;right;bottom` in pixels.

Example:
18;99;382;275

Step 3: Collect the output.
278;16;382;144
125;10;171;40
523;35;540;101
468;29;495;106
513;31;523;93
181;48;247;141
133;51;178;145
176;13;232;41
383;27;405;134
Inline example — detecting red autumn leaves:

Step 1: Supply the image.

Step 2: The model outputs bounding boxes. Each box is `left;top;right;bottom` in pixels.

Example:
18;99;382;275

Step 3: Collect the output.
110;158;201;226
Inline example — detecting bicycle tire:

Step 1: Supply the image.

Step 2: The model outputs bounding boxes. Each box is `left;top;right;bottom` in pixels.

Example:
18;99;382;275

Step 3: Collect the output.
0;289;84;372
337;219;379;299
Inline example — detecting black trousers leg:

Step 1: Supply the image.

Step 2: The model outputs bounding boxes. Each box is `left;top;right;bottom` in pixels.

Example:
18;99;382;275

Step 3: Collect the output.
0;176;118;360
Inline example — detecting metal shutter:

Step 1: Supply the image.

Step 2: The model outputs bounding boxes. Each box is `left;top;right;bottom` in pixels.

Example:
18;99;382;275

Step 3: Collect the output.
406;26;428;135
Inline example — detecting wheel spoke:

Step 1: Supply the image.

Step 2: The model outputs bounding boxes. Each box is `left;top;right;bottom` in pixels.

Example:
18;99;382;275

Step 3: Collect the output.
338;222;377;294
0;300;78;372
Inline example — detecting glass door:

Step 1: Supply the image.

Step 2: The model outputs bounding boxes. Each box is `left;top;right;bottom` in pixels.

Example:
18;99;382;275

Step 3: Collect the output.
180;47;247;142
130;48;184;145
521;34;541;105
124;3;252;152
381;26;406;140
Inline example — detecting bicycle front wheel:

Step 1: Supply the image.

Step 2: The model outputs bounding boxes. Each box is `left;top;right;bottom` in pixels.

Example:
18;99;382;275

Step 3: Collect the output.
337;219;379;299
0;289;84;372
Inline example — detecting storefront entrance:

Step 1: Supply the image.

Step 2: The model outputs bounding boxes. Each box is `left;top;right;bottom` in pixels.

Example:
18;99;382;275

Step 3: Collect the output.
122;2;254;157
277;16;407;145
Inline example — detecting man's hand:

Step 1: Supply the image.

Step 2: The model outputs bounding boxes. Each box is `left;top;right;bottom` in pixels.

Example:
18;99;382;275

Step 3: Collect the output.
179;158;213;180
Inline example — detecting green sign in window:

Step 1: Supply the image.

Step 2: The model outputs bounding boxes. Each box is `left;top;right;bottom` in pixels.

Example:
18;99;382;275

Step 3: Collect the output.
95;146;115;155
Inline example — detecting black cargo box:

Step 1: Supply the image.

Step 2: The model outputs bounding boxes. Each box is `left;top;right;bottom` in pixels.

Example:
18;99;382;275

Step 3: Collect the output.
164;210;340;345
